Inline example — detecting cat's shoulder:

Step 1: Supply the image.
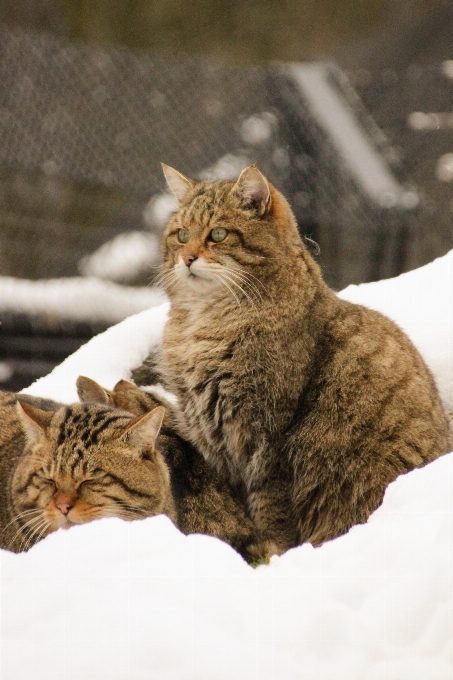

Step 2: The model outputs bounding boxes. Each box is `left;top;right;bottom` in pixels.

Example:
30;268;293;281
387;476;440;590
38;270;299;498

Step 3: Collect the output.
326;296;428;377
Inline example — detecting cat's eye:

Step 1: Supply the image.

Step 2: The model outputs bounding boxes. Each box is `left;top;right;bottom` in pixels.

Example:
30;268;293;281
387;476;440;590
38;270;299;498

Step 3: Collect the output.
80;475;107;489
209;227;228;242
35;475;55;491
178;229;190;243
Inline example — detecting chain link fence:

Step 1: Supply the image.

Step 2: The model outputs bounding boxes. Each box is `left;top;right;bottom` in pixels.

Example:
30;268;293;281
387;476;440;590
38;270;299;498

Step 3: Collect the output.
0;26;423;389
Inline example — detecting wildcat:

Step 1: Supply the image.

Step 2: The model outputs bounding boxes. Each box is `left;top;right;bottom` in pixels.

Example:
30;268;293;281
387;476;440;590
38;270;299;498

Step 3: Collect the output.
143;163;453;554
76;376;271;564
0;390;173;552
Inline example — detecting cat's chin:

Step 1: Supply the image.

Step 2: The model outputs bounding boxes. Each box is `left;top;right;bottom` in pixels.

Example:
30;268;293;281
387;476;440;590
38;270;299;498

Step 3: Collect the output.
173;259;224;295
60;516;95;530
62;522;75;531
185;275;220;293
175;271;222;295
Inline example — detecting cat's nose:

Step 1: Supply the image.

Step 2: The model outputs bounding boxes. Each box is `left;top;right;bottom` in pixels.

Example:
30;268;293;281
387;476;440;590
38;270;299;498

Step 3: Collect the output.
56;501;72;516
54;493;74;516
182;253;197;267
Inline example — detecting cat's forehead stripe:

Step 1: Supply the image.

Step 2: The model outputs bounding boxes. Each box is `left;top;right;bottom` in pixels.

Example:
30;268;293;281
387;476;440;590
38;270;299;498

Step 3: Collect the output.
179;185;230;229
56;408;129;459
89;414;126;445
69;447;84;475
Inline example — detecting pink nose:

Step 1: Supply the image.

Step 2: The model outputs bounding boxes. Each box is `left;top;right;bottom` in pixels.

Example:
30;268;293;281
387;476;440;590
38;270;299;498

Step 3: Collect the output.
56;501;72;516
182;253;197;267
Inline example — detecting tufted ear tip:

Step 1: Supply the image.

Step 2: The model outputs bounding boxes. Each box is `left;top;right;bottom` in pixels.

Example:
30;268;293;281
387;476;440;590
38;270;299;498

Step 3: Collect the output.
161;163;194;203
233;165;271;215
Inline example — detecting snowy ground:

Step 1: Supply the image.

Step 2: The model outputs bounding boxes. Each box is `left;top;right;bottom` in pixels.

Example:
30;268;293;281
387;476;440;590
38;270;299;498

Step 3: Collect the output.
3;250;453;679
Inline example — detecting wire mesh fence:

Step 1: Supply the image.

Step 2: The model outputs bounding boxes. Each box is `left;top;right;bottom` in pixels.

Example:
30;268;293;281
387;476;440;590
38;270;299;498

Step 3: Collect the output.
0;25;435;390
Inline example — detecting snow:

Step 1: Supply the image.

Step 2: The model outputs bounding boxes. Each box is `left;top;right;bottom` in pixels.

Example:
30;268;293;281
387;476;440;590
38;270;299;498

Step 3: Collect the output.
0;276;166;326
6;249;453;678
78;231;161;284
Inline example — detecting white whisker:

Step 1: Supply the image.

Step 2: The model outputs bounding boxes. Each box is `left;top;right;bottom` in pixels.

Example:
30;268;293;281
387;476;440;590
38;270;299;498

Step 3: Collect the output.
233;267;267;293
221;267;263;302
221;272;256;308
31;521;53;548
22;518;51;552
212;273;241;306
1;508;41;536
9;513;46;551
154;268;179;290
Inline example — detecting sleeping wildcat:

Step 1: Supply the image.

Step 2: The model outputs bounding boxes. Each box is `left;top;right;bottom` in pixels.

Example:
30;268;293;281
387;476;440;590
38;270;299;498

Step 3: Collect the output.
76;376;271;564
0;390;173;553
140;163;453;554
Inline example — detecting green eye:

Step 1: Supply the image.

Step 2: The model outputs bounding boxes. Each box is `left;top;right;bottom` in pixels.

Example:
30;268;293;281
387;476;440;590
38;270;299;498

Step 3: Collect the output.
178;229;190;243
210;227;228;242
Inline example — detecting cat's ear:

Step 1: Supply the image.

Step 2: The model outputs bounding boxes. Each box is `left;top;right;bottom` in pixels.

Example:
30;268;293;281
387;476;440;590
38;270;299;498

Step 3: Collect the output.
113;379;138;393
232;165;271;216
121;406;165;457
76;376;113;406
161;163;194;203
16;401;54;445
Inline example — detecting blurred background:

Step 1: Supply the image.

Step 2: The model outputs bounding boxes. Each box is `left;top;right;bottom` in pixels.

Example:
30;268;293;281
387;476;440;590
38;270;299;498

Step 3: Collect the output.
1;0;453;390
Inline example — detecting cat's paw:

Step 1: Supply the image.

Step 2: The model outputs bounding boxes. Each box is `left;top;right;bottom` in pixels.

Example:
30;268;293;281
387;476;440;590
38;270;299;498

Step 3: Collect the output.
241;538;280;566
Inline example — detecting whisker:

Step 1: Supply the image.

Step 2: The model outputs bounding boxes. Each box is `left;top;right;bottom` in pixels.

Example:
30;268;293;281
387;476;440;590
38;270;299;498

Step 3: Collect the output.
9;513;45;551
221;268;263;302
0;508;41;536
31;521;53;548
22;518;51;552
109;500;152;516
212;273;241;307
221;272;256;308
232;267;267;293
154;268;179;291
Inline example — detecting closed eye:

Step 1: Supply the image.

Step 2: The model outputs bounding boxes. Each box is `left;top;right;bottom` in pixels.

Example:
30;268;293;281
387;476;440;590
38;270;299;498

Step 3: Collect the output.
34;474;56;491
80;475;110;490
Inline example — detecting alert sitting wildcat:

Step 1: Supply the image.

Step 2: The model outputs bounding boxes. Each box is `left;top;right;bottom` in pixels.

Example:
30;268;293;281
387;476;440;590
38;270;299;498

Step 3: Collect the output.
153;163;452;553
0;390;173;552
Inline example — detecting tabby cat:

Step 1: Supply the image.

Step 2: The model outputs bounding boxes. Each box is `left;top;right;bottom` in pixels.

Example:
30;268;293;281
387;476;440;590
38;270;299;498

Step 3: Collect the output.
0;390;173;552
76;376;270;564
142;163;452;554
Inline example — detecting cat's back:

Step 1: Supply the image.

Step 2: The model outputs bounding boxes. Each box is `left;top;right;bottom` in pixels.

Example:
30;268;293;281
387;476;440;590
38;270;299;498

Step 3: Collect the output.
325;298;446;418
292;297;452;483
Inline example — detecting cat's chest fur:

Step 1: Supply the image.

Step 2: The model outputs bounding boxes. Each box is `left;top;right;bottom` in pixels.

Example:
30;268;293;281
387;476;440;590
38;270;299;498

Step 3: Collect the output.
162;293;315;483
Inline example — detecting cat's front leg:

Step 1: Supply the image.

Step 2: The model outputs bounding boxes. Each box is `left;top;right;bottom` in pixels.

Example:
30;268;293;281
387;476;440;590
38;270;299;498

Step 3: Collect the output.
245;445;299;553
131;346;166;388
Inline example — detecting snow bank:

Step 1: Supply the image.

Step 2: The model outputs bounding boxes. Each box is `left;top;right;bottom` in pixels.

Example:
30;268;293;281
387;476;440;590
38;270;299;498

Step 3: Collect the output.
22;302;170;403
2;453;453;679
0;276;166;325
7;249;453;679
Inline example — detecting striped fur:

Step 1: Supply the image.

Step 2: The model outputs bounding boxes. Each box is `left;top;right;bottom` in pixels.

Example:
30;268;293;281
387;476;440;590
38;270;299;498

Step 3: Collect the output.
147;164;453;553
77;376;273;564
0;390;174;553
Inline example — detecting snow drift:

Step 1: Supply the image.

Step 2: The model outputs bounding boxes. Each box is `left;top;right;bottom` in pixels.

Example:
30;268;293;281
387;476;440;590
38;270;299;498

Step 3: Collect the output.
4;250;453;679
